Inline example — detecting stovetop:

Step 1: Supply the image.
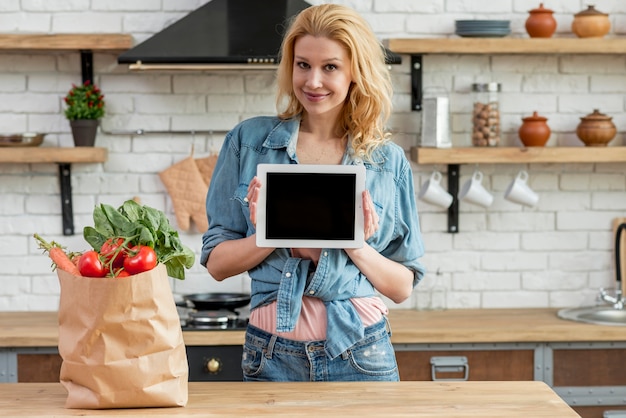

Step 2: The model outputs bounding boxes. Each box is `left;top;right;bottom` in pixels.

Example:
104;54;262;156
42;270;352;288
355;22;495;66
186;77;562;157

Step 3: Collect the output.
178;304;249;331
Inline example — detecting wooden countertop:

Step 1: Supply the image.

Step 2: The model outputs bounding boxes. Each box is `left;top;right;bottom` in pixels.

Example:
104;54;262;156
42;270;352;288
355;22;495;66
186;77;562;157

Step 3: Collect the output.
1;308;624;348
0;381;578;417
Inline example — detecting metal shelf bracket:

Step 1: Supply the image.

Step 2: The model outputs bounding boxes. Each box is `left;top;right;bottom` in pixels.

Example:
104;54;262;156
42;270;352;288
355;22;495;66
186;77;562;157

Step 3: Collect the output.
411;54;423;111
80;50;93;83
58;164;74;236
447;164;460;233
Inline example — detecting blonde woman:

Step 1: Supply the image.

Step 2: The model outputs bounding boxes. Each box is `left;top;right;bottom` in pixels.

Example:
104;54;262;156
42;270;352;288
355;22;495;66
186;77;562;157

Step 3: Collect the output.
201;4;425;381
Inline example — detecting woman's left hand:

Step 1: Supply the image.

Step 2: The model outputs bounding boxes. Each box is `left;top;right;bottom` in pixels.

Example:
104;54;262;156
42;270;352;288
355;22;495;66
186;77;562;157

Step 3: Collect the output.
245;176;262;226
362;190;379;240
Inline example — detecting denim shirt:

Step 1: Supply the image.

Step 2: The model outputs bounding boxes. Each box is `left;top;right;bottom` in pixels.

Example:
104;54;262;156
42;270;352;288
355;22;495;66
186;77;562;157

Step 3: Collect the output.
201;116;426;359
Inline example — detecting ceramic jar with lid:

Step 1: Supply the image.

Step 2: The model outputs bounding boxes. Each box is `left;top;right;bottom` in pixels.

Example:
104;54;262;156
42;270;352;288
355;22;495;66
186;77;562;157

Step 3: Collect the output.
572;5;610;38
471;82;501;147
576;109;616;147
519;111;551;147
525;3;557;38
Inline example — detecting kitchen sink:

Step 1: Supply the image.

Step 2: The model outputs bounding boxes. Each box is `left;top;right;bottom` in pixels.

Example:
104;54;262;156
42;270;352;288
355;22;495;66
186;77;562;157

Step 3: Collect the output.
558;306;626;326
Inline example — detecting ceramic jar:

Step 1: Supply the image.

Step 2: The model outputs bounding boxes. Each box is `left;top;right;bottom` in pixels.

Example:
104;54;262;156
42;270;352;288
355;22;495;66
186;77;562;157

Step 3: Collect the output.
525;3;557;38
576;109;616;147
572;5;610;38
519;111;550;147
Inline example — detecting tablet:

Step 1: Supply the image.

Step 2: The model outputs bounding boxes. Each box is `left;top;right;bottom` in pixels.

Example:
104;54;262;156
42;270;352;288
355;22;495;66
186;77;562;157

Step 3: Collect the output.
256;164;366;249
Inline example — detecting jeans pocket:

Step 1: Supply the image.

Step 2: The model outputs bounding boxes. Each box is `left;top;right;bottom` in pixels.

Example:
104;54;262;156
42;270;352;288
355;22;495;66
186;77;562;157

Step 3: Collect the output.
346;333;398;377
242;342;265;378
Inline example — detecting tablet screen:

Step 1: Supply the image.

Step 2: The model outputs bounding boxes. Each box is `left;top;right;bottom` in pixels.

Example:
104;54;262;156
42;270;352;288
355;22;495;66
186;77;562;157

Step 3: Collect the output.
256;164;365;249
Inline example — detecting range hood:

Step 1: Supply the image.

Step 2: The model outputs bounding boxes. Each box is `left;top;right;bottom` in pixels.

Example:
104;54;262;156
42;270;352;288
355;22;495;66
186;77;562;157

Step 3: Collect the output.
117;0;401;71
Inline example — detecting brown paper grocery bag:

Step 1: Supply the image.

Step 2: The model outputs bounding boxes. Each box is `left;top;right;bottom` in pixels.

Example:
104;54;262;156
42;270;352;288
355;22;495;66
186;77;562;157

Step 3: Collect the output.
56;263;188;409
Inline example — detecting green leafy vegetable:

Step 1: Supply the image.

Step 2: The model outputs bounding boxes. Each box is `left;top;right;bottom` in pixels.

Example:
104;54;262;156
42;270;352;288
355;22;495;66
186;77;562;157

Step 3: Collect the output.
83;200;195;280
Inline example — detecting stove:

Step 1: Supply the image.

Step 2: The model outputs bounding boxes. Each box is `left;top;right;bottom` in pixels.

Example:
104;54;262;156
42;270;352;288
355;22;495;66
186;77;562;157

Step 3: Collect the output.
178;303;249;331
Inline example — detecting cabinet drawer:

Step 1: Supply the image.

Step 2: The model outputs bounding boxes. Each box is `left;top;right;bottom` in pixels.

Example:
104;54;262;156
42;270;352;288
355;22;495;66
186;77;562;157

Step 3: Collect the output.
553;348;626;387
17;353;62;383
396;349;534;381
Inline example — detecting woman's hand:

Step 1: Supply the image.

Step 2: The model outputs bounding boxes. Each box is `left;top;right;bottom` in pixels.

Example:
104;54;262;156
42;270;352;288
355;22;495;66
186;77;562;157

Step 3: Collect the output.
362;190;379;240
246;176;262;226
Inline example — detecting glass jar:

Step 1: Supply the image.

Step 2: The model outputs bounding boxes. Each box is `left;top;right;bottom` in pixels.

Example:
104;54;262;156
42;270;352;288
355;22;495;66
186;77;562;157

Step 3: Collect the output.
471;82;501;147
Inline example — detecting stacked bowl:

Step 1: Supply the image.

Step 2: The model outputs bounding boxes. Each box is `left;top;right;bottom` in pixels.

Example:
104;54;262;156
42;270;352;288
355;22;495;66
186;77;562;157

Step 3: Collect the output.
455;20;511;37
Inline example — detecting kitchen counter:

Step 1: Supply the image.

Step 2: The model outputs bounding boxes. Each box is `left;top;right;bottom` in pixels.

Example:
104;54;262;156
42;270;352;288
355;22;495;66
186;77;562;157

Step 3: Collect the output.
1;308;624;347
0;381;578;417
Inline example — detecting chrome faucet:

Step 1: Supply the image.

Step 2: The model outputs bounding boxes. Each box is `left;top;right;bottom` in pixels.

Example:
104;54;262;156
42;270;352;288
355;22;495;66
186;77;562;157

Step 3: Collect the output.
599;222;626;310
598;287;624;310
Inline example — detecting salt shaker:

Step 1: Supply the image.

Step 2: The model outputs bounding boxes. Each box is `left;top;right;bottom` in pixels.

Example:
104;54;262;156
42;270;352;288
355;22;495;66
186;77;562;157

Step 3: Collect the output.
471;82;501;147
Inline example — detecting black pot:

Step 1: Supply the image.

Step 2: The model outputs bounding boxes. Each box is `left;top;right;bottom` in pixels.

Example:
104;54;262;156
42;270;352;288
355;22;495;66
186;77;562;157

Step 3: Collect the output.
183;293;251;311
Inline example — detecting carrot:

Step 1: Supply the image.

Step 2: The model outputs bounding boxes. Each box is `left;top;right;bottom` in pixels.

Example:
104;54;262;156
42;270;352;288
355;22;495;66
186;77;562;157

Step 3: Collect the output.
33;233;81;275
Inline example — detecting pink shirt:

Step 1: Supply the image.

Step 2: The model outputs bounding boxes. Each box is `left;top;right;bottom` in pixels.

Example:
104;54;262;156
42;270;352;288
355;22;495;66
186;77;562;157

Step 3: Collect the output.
249;296;388;341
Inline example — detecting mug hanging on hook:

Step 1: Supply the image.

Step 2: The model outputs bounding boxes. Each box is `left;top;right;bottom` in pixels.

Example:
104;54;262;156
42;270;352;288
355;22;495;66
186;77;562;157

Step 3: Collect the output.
418;171;454;209
504;170;539;207
458;170;493;208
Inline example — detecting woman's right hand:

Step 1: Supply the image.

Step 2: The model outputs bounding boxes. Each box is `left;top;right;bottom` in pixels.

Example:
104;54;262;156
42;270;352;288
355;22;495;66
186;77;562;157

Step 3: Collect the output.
246;176;262;226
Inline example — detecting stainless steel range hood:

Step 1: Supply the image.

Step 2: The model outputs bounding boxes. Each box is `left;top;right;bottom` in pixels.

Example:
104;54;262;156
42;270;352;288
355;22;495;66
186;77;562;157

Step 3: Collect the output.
117;0;401;71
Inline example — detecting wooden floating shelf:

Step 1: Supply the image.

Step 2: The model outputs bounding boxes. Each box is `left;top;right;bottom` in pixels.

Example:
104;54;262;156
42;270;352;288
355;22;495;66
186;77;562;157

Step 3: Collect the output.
385;37;626;55
0;34;133;51
0;147;108;164
411;146;626;165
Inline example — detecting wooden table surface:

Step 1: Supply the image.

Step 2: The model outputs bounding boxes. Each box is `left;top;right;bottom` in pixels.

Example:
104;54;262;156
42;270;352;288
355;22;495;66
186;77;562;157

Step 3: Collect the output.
1;308;624;347
0;381;579;417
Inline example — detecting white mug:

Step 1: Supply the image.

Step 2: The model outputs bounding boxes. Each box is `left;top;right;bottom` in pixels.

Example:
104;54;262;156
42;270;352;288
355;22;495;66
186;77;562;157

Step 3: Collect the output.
505;170;539;207
418;171;454;208
458;170;493;208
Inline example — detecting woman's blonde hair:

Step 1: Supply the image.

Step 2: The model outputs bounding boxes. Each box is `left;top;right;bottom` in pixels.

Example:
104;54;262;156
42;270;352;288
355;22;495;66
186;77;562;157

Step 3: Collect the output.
276;4;393;160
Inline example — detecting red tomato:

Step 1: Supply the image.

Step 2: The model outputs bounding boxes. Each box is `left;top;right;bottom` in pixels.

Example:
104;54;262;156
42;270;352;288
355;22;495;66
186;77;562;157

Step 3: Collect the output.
100;237;126;268
78;250;106;277
123;245;157;275
114;269;130;278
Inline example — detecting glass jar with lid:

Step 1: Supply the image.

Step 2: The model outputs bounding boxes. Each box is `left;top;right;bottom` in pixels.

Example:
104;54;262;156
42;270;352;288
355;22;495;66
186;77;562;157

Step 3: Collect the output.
471;82;501;147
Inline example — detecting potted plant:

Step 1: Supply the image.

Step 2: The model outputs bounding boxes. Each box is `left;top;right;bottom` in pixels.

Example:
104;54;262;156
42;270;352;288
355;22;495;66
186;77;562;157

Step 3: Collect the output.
64;80;105;147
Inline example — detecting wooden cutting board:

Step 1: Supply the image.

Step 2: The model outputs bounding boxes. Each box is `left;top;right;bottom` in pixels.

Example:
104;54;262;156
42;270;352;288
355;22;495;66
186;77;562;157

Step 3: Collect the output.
614;217;626;296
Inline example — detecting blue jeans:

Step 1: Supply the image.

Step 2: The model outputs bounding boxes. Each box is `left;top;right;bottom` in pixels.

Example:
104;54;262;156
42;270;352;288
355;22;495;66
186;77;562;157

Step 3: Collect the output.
241;317;399;381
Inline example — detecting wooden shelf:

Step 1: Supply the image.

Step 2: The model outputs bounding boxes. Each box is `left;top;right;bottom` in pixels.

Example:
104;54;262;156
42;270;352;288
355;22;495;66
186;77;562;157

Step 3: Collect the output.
385;37;626;55
0;147;107;164
0;34;132;51
411;146;626;165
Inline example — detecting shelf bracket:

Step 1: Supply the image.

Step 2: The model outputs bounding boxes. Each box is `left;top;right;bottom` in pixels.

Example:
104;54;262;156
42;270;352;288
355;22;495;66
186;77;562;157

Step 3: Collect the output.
58;164;74;236
80;50;93;83
447;164;459;233
410;54;423;111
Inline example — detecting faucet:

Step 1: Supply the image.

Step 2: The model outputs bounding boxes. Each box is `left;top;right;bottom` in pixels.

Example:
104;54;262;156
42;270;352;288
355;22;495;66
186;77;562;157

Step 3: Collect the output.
599;222;626;310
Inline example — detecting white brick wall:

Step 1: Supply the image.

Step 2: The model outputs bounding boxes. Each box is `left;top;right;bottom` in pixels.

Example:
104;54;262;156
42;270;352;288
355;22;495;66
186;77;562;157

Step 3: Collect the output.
0;0;624;312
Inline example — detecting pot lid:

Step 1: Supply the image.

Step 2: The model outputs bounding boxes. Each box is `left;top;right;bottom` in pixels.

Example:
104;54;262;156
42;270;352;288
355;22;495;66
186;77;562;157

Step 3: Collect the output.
575;5;608;17
580;109;613;121
529;3;554;14
522;111;547;122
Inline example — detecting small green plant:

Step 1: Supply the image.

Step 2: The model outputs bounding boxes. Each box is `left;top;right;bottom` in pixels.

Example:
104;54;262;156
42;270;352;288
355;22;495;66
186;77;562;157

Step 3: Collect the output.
64;80;105;120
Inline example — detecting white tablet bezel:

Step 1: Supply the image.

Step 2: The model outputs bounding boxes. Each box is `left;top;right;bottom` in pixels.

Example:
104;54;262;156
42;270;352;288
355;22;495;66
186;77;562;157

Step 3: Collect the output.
255;163;365;249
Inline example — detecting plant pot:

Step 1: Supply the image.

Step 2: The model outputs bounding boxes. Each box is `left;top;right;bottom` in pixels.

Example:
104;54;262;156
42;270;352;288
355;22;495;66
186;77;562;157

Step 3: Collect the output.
576;109;616;147
525;3;557;38
519;111;550;147
70;119;99;147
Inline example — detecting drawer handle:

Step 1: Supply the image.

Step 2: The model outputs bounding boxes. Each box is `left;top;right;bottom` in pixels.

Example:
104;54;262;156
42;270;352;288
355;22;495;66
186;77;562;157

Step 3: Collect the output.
430;356;469;381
